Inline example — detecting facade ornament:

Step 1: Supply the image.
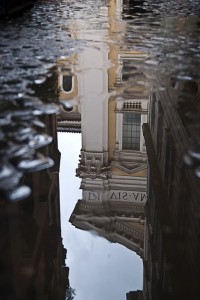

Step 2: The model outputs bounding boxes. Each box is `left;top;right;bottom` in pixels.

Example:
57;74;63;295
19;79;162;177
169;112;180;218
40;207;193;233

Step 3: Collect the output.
76;150;111;179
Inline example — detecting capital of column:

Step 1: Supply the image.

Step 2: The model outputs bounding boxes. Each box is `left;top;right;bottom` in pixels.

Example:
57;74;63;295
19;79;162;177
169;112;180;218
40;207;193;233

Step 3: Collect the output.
76;150;111;179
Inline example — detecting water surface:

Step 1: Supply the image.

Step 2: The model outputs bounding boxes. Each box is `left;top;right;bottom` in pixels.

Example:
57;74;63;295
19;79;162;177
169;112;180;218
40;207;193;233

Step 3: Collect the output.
0;0;200;299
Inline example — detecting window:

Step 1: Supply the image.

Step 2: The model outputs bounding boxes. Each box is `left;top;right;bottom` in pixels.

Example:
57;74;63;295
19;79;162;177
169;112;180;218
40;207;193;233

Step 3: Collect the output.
122;113;141;150
62;75;73;92
122;59;137;81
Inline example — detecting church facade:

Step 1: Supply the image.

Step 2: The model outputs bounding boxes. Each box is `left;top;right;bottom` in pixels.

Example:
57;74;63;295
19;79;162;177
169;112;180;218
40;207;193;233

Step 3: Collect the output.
59;0;150;258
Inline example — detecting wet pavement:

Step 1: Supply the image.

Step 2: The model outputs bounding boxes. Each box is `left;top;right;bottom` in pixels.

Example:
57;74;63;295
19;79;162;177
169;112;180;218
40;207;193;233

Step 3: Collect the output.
0;0;75;201
1;0;200;200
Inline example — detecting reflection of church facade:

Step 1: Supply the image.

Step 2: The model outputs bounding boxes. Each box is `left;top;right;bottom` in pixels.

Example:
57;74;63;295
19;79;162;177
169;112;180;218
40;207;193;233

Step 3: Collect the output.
57;1;200;300
57;0;149;259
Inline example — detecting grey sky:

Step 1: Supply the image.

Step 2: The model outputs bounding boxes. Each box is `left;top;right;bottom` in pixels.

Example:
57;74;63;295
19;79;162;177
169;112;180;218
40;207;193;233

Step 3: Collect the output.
58;133;143;300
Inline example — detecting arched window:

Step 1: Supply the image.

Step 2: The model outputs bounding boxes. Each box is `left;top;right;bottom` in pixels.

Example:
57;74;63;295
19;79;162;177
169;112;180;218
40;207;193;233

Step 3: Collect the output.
62;75;73;93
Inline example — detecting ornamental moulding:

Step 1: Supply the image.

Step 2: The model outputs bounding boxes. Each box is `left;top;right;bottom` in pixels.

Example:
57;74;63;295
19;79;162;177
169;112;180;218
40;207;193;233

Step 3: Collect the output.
76;151;111;179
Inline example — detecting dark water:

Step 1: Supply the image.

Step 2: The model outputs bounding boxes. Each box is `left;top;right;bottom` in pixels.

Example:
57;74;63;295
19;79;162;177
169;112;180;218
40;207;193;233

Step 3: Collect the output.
0;0;200;299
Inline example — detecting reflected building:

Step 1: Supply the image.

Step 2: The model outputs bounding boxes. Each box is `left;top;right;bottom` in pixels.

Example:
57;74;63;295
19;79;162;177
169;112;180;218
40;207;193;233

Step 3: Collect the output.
143;81;200;300
65;0;150;259
57;57;81;134
0;112;69;300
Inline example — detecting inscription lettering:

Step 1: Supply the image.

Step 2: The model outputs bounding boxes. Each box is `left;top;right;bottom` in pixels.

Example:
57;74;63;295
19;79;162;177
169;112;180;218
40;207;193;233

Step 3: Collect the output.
132;192;139;200
122;192;128;200
110;192;118;200
141;193;147;201
89;192;99;200
109;191;147;202
86;191;147;202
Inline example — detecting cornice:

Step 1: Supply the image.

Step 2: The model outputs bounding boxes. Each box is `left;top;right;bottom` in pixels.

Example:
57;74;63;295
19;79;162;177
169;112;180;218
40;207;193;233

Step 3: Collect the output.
69;217;144;257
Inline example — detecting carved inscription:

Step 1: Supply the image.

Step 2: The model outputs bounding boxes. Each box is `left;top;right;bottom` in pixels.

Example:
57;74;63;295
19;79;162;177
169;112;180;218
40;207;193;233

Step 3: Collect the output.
109;191;147;202
88;192;101;201
85;190;147;202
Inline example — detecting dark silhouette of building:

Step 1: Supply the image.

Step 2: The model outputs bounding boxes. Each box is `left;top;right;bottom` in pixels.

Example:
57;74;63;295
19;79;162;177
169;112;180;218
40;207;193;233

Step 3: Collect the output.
0;113;68;300
0;0;35;17
142;80;200;300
